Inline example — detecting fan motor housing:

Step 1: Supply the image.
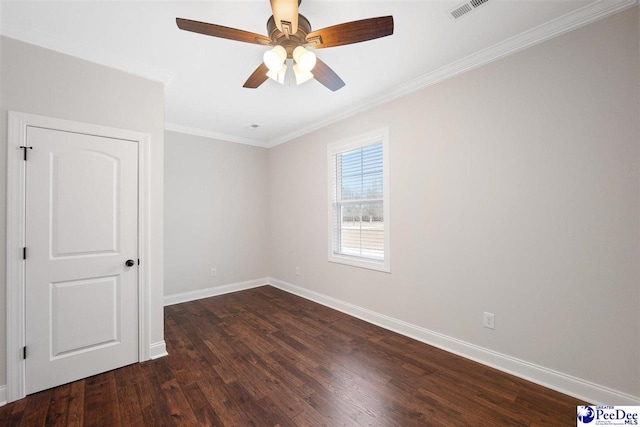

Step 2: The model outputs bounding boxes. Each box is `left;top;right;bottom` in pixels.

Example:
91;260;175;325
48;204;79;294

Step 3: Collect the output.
267;14;312;58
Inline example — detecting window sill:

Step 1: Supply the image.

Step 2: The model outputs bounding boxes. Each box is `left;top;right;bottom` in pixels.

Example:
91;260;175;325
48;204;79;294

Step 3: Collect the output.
328;254;390;273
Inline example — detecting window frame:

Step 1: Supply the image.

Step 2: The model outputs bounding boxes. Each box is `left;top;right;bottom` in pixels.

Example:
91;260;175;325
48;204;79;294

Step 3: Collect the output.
327;127;390;273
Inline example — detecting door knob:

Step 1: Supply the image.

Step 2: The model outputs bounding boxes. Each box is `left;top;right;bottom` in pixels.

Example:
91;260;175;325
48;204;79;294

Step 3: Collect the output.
125;259;135;267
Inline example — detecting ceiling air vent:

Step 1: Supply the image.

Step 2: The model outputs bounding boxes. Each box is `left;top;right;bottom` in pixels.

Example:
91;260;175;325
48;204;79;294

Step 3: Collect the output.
470;0;489;8
449;0;489;20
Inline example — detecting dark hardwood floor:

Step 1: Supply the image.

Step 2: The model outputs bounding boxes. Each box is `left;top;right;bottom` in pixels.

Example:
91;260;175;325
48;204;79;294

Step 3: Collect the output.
0;285;585;426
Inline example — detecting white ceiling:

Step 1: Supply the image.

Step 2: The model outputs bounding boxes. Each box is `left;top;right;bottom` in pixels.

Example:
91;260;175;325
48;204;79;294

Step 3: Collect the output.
0;0;634;147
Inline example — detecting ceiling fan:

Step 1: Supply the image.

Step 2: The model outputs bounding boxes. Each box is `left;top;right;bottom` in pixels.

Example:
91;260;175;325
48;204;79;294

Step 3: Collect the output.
176;0;394;91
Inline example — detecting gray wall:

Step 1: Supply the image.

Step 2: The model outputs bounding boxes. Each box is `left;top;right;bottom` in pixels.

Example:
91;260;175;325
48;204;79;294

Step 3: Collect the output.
164;131;270;296
0;36;166;385
268;7;639;397
3;3;637;403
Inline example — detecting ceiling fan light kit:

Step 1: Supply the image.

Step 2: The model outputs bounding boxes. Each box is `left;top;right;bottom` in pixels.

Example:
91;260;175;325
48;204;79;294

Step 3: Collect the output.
293;46;316;72
176;0;394;91
262;45;316;86
266;63;287;85
263;45;287;71
293;63;314;85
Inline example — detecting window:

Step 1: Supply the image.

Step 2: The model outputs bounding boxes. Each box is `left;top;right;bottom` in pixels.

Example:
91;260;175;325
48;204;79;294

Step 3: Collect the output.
328;128;389;272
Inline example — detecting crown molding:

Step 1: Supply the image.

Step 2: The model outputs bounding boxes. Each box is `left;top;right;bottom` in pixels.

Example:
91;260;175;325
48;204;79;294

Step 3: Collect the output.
164;122;268;148
0;25;174;85
265;0;638;147
7;0;631;146
165;0;637;147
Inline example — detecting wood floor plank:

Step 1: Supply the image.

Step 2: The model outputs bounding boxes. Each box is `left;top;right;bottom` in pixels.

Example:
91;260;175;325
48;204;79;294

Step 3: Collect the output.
194;377;251;426
137;364;176;427
44;383;70;426
0;392;27;427
65;380;85;427
181;382;224;426
83;372;121;427
291;406;335;427
116;383;144;426
239;394;298;427
0;285;588;426
160;378;201;425
20;389;52;426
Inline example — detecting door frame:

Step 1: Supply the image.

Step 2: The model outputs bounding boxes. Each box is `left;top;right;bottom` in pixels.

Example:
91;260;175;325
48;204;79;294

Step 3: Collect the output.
5;111;152;403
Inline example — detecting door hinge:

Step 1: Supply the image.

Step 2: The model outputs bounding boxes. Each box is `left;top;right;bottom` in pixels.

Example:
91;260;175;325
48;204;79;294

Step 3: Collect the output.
23;346;26;359
23;247;26;260
19;146;32;161
138;259;140;265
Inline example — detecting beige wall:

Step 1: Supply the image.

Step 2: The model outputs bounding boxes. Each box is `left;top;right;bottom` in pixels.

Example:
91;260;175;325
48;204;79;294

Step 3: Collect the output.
0;36;166;385
268;7;640;397
164;131;270;296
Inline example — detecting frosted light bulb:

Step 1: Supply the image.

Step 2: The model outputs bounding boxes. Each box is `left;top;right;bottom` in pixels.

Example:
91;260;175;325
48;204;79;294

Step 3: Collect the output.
293;46;316;72
293;64;314;85
263;46;287;71
266;63;287;84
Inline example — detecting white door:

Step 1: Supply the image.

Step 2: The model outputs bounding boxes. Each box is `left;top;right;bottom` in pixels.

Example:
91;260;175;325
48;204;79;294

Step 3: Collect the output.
25;126;139;394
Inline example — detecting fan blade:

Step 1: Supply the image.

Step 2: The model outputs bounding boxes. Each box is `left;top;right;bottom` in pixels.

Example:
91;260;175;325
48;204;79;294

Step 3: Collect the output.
306;16;394;49
312;58;345;92
270;0;299;35
176;18;272;45
243;63;270;89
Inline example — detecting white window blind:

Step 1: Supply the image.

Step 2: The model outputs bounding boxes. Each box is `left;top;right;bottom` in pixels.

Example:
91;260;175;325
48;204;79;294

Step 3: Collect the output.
328;129;389;272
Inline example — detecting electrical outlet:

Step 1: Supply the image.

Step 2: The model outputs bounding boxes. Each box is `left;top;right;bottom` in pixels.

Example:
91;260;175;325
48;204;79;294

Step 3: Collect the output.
295;266;300;276
483;312;495;329
211;268;217;277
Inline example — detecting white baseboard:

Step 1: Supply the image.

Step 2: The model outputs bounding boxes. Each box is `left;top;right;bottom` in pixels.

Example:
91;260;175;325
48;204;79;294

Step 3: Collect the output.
4;280;637;406
163;277;270;306
268;277;640;406
149;341;168;360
